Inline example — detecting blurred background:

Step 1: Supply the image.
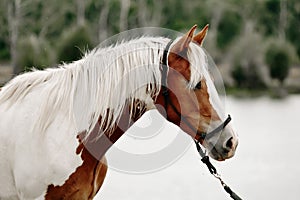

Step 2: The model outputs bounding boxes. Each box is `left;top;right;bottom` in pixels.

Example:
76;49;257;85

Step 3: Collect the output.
0;0;300;199
0;0;299;94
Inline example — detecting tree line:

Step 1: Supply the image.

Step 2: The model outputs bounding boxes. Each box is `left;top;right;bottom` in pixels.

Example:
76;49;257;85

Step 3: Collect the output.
0;0;299;89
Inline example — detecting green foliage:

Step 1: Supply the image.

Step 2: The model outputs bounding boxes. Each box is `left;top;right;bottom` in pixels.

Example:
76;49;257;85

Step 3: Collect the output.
17;36;55;71
0;0;9;60
0;0;300;92
265;43;291;83
230;29;266;89
107;0;121;32
232;64;246;88
0;39;10;60
231;62;266;89
286;1;300;59
57;25;93;63
258;0;280;36
217;11;241;49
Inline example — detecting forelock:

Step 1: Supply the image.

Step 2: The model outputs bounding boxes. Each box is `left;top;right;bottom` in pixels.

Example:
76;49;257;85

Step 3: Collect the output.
187;42;208;88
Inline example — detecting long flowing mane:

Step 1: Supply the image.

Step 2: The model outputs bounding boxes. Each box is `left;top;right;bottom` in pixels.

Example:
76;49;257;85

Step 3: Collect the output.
0;36;207;138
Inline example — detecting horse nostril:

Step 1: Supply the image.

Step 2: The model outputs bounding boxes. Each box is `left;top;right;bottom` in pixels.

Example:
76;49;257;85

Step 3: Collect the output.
225;137;233;149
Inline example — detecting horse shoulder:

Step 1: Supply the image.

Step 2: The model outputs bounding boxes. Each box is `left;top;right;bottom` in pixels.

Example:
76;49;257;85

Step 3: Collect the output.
45;144;107;200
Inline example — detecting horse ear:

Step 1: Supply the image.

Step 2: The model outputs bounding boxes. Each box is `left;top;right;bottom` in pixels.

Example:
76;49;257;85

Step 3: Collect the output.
193;24;209;46
171;25;197;55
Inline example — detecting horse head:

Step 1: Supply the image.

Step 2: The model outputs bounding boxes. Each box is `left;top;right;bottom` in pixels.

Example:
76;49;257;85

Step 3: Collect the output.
156;25;238;161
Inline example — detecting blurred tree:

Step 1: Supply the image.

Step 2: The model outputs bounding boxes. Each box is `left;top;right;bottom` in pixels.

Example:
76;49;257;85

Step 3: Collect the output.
202;0;237;63
230;22;267;89
23;0;76;40
258;0;281;37
119;0;131;31
163;0;188;30
265;43;291;84
17;35;55;71
232;62;266;89
217;10;241;50
0;0;299;90
57;25;93;63
97;0;110;42
0;1;10;60
137;0;163;27
286;0;300;59
0;40;10;61
7;0;22;74
232;64;246;88
76;0;86;26
278;0;287;40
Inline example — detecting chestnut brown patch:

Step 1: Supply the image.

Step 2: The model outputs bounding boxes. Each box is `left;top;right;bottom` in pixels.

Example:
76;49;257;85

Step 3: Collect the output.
45;100;148;199
45;136;108;200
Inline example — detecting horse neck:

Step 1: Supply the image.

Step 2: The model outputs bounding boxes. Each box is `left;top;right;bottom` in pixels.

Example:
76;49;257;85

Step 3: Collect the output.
78;99;150;160
72;37;167;139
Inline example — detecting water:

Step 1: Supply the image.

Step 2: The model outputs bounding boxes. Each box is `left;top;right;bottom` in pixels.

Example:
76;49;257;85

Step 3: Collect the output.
95;95;300;200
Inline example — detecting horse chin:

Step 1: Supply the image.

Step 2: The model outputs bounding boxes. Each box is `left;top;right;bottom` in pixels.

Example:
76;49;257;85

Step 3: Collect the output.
208;146;234;162
208;151;224;161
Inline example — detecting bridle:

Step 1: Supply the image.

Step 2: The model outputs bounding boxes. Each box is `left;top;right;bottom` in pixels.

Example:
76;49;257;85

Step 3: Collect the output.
161;40;232;144
160;40;242;200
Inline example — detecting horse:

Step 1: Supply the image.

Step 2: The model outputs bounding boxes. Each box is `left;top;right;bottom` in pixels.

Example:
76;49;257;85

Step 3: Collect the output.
0;25;238;200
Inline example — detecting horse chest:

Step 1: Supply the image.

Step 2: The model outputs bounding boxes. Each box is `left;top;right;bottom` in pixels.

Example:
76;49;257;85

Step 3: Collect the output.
44;123;111;200
45;147;107;200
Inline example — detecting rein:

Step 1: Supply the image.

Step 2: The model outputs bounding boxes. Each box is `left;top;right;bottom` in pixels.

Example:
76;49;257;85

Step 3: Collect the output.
161;40;242;200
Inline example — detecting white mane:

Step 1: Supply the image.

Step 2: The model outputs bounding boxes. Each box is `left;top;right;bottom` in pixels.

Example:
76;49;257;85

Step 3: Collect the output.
0;36;208;138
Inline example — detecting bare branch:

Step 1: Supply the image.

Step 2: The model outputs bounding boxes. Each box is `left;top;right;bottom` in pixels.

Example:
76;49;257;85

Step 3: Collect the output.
7;0;21;74
119;0;131;31
98;0;110;42
76;0;86;26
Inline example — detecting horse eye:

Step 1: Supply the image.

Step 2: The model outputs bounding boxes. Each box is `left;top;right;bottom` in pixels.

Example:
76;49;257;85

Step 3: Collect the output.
195;81;201;90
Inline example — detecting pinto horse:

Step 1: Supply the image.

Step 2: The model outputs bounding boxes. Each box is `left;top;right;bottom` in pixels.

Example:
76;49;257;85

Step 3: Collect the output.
0;25;238;200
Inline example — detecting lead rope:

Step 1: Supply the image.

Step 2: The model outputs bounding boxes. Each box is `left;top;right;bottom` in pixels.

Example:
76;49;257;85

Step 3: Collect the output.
161;39;242;200
195;141;242;200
